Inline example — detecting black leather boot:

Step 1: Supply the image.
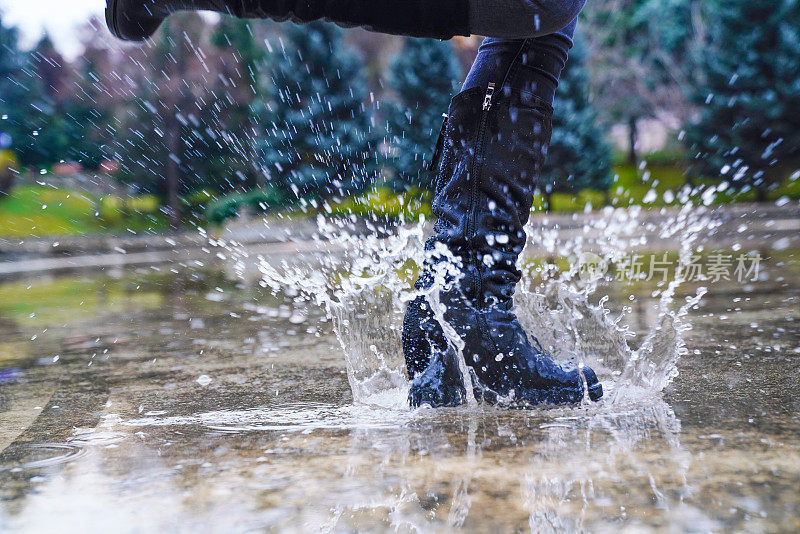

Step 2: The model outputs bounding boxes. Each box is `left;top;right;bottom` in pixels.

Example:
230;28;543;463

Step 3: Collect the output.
404;42;603;408
105;0;470;42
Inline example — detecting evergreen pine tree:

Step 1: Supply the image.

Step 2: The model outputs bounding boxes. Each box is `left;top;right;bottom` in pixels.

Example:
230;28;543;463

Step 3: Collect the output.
113;19;177;198
31;35;69;105
256;22;374;201
61;49;112;170
0;15;51;169
385;37;460;191
684;0;800;201
27;36;73;168
540;35;612;208
582;0;697;164
0;15;28;174
209;18;268;190
113;13;209;226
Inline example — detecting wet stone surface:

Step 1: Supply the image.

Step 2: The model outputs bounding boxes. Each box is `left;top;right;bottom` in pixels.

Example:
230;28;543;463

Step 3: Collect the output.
0;260;798;532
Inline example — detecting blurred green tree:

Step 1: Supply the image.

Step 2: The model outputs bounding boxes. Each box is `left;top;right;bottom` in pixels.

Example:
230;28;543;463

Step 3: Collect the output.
60;39;113;171
0;18;55;171
384;37;461;191
255;22;374;203
540;34;612;209
112;13;212;227
684;0;800;201
207;18;269;190
582;0;701;164
29;35;72;166
31;34;70;106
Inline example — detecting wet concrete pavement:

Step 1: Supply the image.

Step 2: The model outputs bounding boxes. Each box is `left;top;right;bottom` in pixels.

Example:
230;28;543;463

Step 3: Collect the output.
0;253;799;532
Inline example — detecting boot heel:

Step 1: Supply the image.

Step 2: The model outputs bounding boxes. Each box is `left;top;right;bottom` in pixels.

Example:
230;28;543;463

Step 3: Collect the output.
408;357;467;408
587;382;603;402
105;0;164;41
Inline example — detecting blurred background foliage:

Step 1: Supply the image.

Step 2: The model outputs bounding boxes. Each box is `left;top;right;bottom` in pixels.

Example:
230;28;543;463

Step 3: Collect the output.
0;0;798;236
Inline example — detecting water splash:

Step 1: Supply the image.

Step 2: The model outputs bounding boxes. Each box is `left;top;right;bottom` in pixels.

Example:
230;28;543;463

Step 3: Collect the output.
252;201;718;408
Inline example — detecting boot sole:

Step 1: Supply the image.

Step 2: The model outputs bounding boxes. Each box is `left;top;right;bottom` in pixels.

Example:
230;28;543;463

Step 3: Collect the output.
105;0;125;40
106;0;122;39
478;382;602;407
587;381;603;402
105;0;161;41
408;382;602;409
408;383;466;409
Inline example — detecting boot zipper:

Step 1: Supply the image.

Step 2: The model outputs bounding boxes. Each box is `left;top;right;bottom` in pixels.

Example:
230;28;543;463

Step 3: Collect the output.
470;82;495;305
482;82;496;111
428;113;449;173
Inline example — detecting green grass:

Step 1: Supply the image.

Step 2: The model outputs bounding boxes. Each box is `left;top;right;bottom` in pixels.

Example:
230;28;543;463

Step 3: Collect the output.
608;164;688;207
770;173;800;200
606;164;799;208
328;186;432;221
0;186;168;238
0;186;97;236
3;162;799;239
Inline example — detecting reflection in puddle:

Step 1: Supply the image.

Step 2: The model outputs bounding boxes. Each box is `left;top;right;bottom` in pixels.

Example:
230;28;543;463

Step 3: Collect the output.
523;399;693;531
122;400;415;432
103;388;700;530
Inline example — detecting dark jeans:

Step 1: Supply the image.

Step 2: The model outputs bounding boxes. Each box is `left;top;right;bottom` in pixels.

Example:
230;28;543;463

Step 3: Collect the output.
469;0;584;38
462;17;577;106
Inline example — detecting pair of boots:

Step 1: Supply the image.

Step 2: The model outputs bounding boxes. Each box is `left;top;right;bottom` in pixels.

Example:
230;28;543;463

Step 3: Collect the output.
107;0;602;407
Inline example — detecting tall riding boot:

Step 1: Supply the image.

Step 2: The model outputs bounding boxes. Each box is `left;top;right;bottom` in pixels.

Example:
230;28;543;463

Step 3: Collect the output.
403;37;603;408
106;0;469;42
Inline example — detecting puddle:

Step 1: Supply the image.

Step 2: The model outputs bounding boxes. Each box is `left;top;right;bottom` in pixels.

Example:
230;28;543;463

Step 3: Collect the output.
0;227;798;531
122;400;415;432
0;444;88;472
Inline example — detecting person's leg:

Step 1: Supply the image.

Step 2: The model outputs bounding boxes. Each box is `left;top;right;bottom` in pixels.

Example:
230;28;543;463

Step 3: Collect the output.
106;0;584;42
462;19;577;95
402;19;603;407
468;0;583;40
